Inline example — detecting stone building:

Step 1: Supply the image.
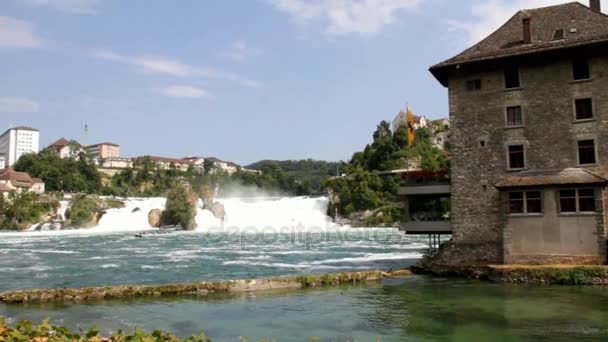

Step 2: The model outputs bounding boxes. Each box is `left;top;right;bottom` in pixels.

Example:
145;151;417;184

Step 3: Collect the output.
428;1;608;265
86;142;120;160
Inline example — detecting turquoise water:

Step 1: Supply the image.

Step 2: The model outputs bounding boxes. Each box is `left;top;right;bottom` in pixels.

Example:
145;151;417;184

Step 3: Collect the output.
0;230;425;292
1;276;607;341
1;230;607;341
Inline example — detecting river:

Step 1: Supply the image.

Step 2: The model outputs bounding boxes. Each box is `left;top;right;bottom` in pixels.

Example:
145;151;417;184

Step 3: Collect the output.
1;196;607;340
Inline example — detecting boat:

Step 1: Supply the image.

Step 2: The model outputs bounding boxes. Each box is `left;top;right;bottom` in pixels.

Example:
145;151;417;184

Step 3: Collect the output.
134;226;182;237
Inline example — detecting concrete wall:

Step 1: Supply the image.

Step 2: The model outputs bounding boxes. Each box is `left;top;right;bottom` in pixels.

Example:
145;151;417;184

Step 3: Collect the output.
444;47;608;264
504;188;605;264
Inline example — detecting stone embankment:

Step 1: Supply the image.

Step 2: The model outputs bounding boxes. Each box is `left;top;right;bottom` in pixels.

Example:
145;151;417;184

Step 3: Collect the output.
413;263;608;285
0;270;391;304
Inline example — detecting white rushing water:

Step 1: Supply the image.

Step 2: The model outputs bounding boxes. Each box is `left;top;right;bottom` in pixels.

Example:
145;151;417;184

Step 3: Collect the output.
11;196;359;236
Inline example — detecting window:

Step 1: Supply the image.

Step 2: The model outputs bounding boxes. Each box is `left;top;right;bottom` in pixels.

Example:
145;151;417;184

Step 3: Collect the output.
559;190;577;213
466;79;481;91
552;29;565;41
506;106;523;127
509;191;542;215
508;145;525;169
575;98;593;120
526;191;542;213
572;58;590;80
578;139;596;165
560;189;596;213
504;65;520;89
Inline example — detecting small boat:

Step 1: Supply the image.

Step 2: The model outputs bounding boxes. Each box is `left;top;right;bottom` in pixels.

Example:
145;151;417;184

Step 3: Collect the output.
134;226;183;237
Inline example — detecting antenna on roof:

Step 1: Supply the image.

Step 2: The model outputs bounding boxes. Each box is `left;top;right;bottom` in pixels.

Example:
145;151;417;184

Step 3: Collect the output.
84;124;89;146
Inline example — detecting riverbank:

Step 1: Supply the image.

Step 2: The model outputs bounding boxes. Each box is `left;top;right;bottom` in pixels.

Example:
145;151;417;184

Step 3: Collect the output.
413;263;608;285
0;270;391;304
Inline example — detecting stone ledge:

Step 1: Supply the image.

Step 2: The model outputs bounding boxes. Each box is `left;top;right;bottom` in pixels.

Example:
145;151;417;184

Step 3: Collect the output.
0;270;387;305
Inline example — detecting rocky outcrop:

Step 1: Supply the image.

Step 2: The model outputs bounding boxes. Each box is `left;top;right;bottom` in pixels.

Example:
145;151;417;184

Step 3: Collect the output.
148;209;163;228
203;199;225;221
161;184;198;230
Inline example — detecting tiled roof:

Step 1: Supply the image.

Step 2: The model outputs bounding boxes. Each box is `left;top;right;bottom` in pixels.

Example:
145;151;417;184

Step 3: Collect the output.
49;138;70;147
430;2;608;86
0;168;34;188
495;168;608;189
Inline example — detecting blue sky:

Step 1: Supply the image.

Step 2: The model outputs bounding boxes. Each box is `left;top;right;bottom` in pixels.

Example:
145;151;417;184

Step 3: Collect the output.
0;0;601;164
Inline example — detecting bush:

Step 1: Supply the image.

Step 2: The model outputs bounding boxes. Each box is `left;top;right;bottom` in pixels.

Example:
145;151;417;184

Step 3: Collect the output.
0;317;211;342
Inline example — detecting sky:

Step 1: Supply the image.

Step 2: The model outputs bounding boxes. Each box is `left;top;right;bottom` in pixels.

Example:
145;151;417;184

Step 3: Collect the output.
0;0;604;165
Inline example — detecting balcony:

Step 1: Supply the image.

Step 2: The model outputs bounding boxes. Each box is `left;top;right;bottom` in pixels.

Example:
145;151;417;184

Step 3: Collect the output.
400;221;452;235
398;184;451;196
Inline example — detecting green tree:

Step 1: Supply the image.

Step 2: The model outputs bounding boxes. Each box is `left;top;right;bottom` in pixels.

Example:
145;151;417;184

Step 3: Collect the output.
161;184;198;230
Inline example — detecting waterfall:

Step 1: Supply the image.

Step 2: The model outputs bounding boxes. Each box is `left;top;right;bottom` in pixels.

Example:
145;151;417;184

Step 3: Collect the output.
91;196;339;233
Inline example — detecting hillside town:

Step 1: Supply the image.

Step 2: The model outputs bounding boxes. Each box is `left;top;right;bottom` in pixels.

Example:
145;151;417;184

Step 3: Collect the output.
0;125;259;196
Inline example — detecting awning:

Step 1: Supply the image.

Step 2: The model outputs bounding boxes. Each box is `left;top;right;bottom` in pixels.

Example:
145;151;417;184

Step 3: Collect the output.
495;168;608;189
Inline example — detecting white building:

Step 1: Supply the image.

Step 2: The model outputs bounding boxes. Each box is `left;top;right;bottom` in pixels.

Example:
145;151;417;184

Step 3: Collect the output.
392;111;429;132
0;126;40;167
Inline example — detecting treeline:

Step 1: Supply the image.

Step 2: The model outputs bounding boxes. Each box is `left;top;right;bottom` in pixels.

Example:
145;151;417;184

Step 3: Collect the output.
325;121;450;226
13;149;337;198
246;159;343;195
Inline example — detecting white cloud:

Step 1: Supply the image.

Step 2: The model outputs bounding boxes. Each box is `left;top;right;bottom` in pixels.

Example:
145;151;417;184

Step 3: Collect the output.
0;97;40;113
268;0;421;35
91;49;261;88
158;86;210;99
21;0;99;15
219;40;260;62
447;1;607;46
0;16;45;48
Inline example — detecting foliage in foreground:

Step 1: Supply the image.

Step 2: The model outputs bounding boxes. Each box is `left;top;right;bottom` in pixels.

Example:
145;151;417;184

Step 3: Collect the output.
0;192;60;230
0;317;210;342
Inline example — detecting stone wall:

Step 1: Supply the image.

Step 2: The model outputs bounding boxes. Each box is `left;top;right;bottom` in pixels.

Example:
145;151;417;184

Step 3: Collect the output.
444;47;608;265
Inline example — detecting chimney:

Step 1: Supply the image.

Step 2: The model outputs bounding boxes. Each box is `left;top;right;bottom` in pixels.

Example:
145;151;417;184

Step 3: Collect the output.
522;18;531;44
590;0;601;12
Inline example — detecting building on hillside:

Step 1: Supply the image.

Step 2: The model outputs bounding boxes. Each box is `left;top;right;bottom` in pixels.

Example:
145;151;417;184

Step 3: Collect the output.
48;137;85;159
86;142;120;160
0;167;45;195
425;0;608;265
206;157;239;175
135;156;192;172
100;157;133;169
0;126;40;167
182;156;206;173
392;111;429;132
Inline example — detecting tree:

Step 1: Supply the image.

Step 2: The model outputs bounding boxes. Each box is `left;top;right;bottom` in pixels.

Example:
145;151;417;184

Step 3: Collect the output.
161;184;198;230
203;159;215;175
